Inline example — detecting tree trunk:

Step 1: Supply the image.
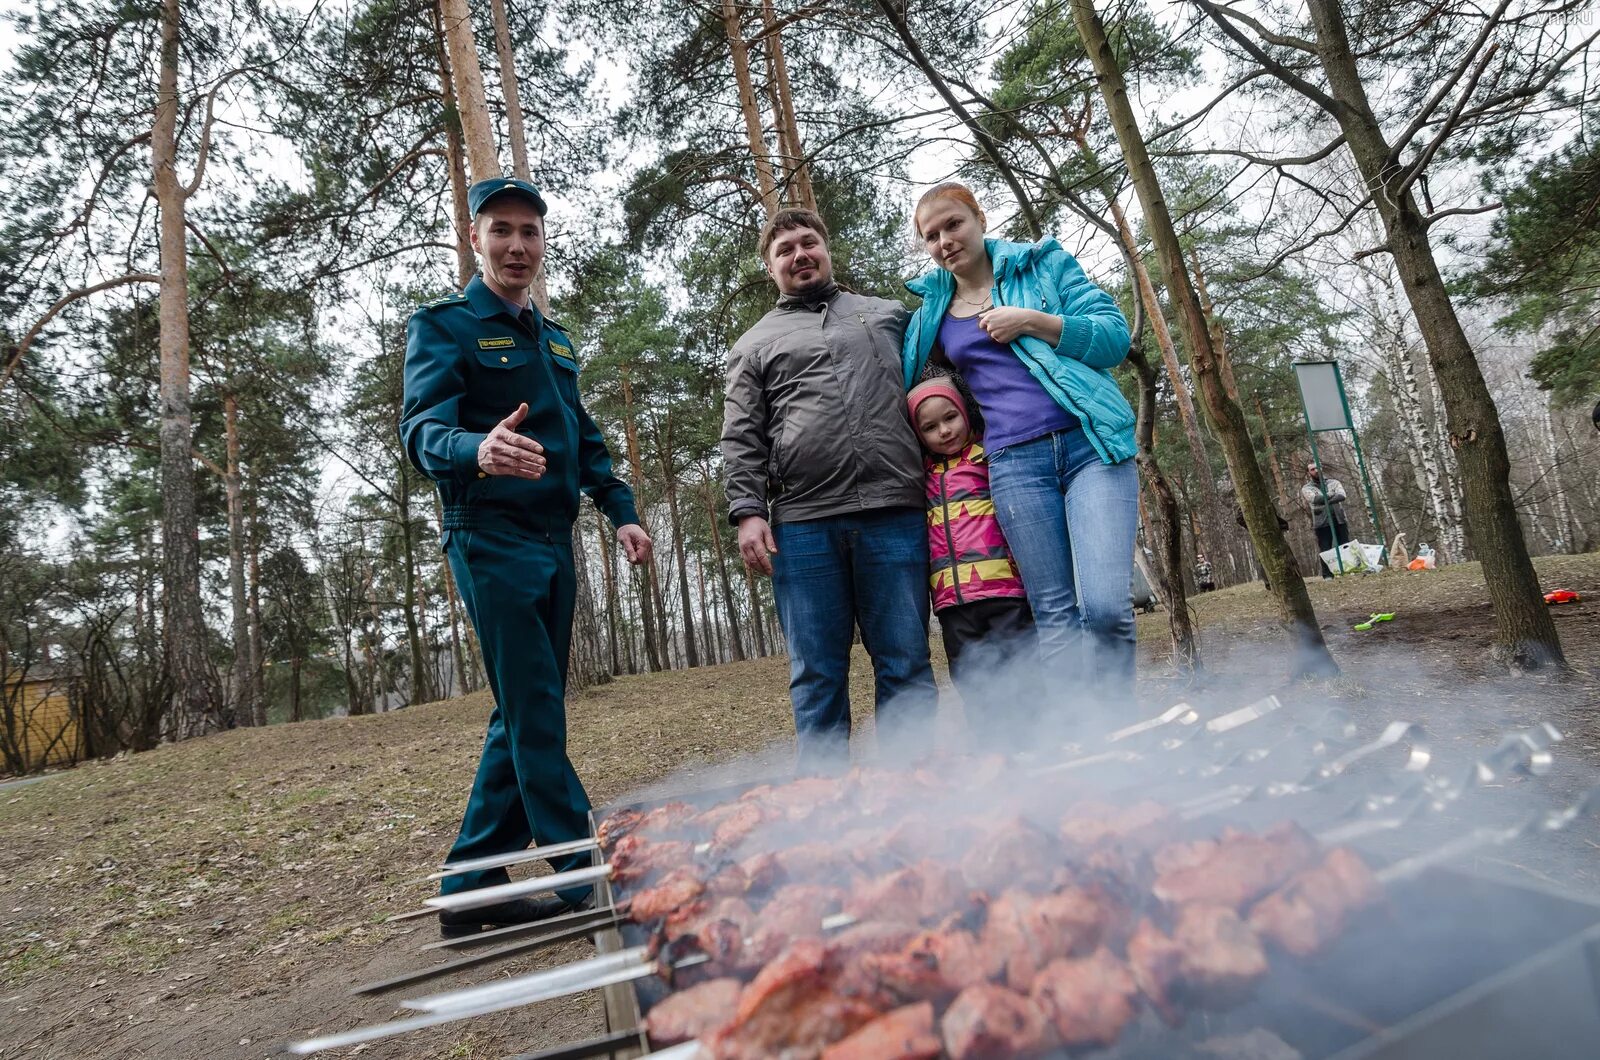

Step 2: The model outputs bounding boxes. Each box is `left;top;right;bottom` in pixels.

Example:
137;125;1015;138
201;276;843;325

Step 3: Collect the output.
1423;365;1468;561
1303;0;1562;670
1127;346;1200;668
397;463;430;706
246;498;267;726
661;450;700;668
696;552;717;665
1108;198;1227;582
434;2;477;290
438;0;497;182
596;508;622;675
224;391;252;726
290;655;303;723
1189;249;1243;406
153;0;223;737
1376;275;1457;557
759;0;815;210
701;479;746;661
618;370;662;670
432;491;472;694
1071;0;1336;677
570;519;611;688
721;0;780;218
486;0;548;311
1539;402;1576;553
743;563;769;657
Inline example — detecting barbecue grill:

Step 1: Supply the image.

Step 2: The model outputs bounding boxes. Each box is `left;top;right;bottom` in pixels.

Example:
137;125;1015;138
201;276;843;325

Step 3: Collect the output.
574;790;1600;1060
287;700;1600;1060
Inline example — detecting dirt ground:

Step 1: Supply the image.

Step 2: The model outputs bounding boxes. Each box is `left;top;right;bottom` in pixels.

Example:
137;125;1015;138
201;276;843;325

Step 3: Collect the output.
2;554;1598;1060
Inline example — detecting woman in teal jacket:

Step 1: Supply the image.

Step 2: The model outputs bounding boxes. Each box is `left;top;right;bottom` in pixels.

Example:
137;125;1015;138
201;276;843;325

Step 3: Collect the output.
903;182;1139;707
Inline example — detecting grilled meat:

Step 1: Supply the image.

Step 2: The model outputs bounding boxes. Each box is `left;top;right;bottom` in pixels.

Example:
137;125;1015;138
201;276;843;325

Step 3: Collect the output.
742;884;845;968
709;938;888;1060
820;1001;941;1060
845;860;972;925
860;926;991;1003
597;800;696;848
708;801;779;853
610;836;696;886
1128;904;1268;1023
628;865;707;923
1029;947;1140;1047
941;983;1056;1060
1247;846;1380;956
1152;821;1318;909
980;887;1116;990
960;817;1063;893
645;977;743;1046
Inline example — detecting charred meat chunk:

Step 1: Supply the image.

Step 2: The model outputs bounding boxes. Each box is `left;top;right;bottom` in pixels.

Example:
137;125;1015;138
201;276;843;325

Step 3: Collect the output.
1247;846;1380;957
1152;822;1318;910
941;983;1057;1060
645;977;743;1046
710;938;887;1060
1029;947;1141;1047
820;1001;941;1060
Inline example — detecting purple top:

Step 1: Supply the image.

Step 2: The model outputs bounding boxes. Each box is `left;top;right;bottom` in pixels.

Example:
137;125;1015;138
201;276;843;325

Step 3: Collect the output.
938;313;1078;452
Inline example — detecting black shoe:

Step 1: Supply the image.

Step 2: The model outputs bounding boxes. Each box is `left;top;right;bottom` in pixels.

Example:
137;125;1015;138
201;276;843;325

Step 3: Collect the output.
438;894;583;939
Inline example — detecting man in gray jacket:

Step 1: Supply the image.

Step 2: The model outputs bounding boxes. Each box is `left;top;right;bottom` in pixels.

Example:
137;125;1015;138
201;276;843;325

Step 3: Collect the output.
722;207;937;768
1301;462;1350;578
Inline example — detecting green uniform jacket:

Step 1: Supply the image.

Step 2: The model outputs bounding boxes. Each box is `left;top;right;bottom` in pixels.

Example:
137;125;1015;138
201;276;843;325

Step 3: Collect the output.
399;275;639;534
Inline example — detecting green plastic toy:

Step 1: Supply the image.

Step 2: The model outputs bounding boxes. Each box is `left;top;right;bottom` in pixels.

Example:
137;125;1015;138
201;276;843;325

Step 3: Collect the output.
1353;612;1396;631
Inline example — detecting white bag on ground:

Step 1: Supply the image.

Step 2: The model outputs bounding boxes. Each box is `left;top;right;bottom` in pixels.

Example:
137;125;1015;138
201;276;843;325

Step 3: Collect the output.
1320;541;1383;575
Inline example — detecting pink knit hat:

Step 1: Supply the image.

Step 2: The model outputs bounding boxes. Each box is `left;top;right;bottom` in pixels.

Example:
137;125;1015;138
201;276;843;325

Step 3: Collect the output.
907;378;970;430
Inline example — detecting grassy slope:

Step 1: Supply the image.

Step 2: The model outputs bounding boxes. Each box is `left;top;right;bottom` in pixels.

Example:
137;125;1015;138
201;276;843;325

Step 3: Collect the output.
2;553;1597;1059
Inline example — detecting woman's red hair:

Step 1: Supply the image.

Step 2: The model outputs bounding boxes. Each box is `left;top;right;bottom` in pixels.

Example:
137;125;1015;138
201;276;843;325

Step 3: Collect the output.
913;182;987;238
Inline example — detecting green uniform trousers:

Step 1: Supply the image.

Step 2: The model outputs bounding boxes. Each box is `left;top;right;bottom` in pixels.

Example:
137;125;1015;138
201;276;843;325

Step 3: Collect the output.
439;521;594;902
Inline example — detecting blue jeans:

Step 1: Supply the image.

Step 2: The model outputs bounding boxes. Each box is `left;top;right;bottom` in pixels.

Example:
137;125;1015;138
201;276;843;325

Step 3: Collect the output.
770;507;938;770
988;428;1140;705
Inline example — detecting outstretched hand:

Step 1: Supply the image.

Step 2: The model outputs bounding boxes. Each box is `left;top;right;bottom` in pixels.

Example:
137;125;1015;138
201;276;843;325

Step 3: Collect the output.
477;403;547;479
737;515;778;576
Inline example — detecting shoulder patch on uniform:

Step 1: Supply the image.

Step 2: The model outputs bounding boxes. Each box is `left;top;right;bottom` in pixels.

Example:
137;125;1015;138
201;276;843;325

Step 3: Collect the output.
478;337;516;349
418;293;469;310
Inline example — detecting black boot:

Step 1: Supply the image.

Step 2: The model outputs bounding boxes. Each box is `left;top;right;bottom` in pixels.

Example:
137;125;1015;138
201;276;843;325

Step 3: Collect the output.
437;893;592;938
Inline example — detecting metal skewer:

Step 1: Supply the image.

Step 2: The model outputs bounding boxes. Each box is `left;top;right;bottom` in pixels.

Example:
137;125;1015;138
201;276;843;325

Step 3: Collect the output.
1375;783;1600;885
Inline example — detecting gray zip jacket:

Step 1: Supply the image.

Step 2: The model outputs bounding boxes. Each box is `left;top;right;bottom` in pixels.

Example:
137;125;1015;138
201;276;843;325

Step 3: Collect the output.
722;285;924;525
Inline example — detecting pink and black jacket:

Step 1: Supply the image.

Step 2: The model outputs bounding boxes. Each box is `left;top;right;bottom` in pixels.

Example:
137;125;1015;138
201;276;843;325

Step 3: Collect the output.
925;442;1027;613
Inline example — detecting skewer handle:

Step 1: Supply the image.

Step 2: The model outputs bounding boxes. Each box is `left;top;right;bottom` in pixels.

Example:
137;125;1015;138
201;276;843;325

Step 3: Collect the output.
405;945;654;1014
425;863;614;912
429;837;601;881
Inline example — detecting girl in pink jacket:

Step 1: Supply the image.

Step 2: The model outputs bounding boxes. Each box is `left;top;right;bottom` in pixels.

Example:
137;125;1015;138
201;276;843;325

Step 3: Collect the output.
908;373;1036;735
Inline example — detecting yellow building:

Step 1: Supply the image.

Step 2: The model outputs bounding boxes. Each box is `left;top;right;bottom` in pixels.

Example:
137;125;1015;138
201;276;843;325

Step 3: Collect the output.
2;667;84;774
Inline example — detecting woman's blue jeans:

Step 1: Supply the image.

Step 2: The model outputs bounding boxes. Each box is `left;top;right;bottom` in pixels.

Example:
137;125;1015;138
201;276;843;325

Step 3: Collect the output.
988;428;1139;705
769;507;938;770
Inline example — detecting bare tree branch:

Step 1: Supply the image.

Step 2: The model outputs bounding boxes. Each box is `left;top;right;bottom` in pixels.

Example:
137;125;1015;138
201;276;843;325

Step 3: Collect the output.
1153;135;1346;167
2;274;162;394
1384;0;1511;164
1191;0;1342;117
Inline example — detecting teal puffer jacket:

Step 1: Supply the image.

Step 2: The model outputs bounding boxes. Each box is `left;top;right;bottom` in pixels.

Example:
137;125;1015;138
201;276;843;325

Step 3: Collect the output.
902;237;1137;464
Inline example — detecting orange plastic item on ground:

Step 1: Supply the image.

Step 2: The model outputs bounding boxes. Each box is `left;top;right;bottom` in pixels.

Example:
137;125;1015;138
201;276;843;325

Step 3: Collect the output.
1408;558;1428;571
1544;589;1581;605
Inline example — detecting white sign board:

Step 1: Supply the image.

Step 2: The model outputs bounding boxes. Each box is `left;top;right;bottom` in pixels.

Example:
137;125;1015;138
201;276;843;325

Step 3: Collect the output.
1294;361;1352;433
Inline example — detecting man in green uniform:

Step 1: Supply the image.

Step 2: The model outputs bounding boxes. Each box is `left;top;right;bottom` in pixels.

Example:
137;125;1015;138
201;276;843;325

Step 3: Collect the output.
400;177;653;936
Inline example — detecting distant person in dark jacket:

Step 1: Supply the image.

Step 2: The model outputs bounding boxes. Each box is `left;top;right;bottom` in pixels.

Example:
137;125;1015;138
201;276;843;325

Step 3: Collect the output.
1300;463;1349;578
721;207;937;769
